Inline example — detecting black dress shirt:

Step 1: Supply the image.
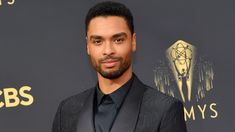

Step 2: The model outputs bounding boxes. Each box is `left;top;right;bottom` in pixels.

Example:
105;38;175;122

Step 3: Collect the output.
94;75;134;132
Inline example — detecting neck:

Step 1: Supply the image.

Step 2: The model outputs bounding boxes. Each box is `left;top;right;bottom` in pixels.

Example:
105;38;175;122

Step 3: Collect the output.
97;66;133;94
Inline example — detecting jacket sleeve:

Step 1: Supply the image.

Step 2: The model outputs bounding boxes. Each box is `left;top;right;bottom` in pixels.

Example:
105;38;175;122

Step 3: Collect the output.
159;100;187;132
52;101;64;132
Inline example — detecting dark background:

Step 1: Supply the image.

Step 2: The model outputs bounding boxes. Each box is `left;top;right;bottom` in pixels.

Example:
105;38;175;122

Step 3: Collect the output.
0;0;234;131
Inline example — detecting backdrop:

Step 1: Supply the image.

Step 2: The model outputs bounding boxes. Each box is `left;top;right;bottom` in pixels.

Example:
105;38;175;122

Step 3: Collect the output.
0;0;234;132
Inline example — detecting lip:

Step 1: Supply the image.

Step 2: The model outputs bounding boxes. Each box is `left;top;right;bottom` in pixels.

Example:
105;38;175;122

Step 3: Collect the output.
101;59;119;68
101;59;119;63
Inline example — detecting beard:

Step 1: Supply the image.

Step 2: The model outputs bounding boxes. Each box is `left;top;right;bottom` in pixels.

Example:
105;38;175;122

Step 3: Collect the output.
90;55;131;79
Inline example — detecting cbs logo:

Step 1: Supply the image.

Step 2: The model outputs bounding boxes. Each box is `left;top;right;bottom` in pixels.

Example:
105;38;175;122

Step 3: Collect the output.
0;86;34;108
0;0;15;6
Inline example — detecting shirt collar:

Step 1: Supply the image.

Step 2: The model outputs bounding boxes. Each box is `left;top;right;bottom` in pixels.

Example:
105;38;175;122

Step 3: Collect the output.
96;74;134;109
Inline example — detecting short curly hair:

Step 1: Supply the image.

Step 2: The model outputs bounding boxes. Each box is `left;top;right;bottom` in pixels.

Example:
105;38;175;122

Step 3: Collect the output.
85;1;134;34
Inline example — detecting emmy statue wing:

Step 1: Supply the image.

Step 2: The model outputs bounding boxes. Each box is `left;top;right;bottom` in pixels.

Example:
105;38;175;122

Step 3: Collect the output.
154;60;176;98
195;57;214;101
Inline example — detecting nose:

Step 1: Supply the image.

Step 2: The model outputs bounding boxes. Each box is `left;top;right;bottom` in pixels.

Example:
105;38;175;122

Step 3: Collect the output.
103;41;115;56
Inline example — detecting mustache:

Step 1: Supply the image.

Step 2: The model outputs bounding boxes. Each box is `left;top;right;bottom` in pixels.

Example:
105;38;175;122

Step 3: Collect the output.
99;56;122;63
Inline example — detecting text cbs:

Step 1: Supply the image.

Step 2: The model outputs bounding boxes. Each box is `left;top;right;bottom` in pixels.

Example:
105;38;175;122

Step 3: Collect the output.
0;86;34;108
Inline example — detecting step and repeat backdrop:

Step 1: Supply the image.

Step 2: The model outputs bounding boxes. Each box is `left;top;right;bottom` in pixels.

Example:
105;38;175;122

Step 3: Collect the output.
0;0;234;132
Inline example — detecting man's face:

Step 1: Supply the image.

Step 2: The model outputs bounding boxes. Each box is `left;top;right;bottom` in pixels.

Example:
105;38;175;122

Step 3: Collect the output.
86;16;136;79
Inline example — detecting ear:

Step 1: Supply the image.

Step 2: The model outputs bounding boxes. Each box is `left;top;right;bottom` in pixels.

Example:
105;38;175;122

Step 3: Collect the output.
131;33;136;52
86;36;90;55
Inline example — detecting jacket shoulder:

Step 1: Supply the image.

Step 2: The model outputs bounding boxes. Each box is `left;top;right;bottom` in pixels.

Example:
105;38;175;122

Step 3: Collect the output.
137;85;186;132
142;85;183;114
59;88;94;113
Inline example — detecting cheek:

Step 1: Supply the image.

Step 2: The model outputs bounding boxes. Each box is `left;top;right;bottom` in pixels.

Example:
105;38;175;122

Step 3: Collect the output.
90;53;98;62
89;54;99;68
89;47;100;57
89;49;103;64
119;48;133;61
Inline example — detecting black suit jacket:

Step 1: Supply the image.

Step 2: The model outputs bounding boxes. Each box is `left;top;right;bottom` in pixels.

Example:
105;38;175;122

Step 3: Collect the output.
53;75;187;132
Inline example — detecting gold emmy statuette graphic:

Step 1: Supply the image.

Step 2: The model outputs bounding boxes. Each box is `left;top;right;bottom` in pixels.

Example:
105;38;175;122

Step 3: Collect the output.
154;40;217;121
154;40;214;103
166;40;196;102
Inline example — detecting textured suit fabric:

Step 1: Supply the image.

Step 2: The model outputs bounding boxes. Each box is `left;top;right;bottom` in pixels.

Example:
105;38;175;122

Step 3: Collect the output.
52;74;187;132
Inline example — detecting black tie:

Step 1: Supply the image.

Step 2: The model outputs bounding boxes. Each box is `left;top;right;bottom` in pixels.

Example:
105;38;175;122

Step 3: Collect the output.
95;95;117;132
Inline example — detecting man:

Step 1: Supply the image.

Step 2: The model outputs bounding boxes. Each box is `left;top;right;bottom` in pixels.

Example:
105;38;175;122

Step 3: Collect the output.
52;1;187;132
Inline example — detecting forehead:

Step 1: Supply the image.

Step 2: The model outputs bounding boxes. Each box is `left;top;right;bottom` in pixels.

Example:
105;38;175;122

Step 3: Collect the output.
87;16;131;37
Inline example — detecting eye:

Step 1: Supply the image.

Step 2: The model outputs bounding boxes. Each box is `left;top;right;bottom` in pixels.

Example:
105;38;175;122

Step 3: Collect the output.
114;38;124;44
92;39;102;45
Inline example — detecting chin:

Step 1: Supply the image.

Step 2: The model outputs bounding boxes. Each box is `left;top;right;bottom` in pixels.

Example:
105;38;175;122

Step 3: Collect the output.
99;70;124;79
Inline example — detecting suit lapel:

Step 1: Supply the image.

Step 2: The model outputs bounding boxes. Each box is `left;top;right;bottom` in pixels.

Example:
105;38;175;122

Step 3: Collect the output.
76;75;147;132
111;75;147;132
76;88;95;132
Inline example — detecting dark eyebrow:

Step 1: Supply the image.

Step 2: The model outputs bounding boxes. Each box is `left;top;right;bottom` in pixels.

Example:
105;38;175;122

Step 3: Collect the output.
89;32;127;41
112;32;127;39
89;35;102;41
